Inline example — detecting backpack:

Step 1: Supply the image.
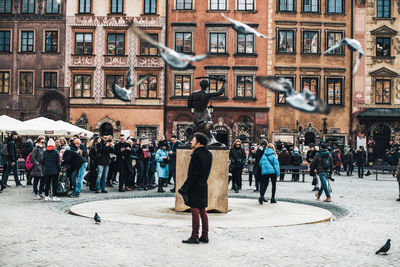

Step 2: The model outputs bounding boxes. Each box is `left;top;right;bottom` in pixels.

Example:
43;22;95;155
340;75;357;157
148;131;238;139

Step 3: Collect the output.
25;152;34;171
1;143;8;158
321;154;331;170
143;148;151;159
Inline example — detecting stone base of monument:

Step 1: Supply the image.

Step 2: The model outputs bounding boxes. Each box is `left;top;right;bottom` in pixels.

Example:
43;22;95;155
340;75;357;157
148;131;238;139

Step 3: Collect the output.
175;147;229;213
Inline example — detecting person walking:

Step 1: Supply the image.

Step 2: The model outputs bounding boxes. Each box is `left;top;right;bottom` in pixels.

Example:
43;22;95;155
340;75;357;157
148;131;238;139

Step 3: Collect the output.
290;147;302;182
179;133;212;244
169;135;182;192
31;136;46;199
61;150;87;197
310;143;333;202
355;146;367;178
22;139;34;185
344;149;354;176
155;141;169;193
278;147;290;181
306;144;318;190
42;138;61;201
247;146;256;187
258;143;280;204
332;148;342;175
253;140;267;192
95;135;113;193
1;131;22;190
229;139;246;193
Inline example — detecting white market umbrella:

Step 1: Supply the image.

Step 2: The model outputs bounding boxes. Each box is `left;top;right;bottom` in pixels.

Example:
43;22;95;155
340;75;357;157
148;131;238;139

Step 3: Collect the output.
55;120;93;139
0;115;22;134
14;117;68;137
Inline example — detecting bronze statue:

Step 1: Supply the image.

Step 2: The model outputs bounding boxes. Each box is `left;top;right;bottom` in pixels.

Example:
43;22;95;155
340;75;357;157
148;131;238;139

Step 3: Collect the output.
185;77;226;145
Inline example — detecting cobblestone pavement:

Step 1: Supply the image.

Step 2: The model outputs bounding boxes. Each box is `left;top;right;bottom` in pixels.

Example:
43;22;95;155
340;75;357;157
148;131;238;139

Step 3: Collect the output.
0;173;399;267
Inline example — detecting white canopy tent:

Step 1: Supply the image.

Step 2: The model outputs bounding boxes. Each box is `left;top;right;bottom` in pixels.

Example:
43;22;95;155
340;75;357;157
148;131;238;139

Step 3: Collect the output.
0;115;22;134
12;117;93;138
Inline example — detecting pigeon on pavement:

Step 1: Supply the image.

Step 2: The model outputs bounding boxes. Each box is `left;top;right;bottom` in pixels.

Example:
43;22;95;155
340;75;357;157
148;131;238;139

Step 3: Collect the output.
376;239;391;255
256;76;330;114
130;25;207;69
324;38;364;74
112;74;151;102
221;13;273;40
94;213;101;224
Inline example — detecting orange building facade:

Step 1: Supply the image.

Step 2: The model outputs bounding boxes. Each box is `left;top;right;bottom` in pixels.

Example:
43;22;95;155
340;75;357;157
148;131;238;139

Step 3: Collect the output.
165;0;270;146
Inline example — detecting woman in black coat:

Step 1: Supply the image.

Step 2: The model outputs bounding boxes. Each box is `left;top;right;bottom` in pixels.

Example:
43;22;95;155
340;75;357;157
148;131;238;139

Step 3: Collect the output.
43;139;61;201
229;139;246;193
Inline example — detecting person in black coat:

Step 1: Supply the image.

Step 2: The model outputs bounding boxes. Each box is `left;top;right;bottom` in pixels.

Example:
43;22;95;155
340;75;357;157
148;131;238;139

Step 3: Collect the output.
114;135;133;192
290;147;303;181
179;133;212;244
22;139;34;185
61;149;87;197
278;147;291;181
168;135;182;192
355;146;367;178
43;138;61;201
95;135;113;193
1;131;21;190
229;139;246;193
253;139;267;192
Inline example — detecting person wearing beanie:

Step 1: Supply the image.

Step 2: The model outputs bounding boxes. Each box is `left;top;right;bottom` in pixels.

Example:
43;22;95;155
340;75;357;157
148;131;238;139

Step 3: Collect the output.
290;146;303;182
42;138;61;201
278;147;291;181
310;143;333;202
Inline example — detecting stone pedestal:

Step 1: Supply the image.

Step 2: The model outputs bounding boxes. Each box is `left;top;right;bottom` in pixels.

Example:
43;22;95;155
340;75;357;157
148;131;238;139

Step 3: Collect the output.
175;147;229;213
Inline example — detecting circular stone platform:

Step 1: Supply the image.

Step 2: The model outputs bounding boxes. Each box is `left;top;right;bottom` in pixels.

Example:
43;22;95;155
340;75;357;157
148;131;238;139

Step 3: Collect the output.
70;197;332;228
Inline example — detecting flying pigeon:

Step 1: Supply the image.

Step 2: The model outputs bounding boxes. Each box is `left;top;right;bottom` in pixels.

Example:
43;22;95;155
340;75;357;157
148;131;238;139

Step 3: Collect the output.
221;13;273;40
324;38;364;74
255;76;330;114
130;25;207;69
376;239;391;255
112;74;151;102
94;213;101;224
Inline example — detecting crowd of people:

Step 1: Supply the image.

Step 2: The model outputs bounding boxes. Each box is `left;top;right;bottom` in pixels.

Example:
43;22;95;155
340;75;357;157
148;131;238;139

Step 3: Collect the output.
1;130;400;202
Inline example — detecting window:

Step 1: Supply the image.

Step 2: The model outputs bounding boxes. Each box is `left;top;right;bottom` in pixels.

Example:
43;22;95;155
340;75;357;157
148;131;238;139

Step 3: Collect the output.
237;0;254;11
140;34;158;55
0;0;12;13
175;32;192;53
105;75;124;98
137;126;158;141
21;31;34;52
276;76;295;104
45;31;58;52
302;30;319;54
237;33;254;54
209;33;226;53
277;29;295;53
376;37;391;57
78;0;91;14
110;0;123;14
377;0;390;18
326;31;343;55
139;75;157;98
375;79;391;104
327;0;343;14
208;75;226;96
43;72;57;88
303;0;318;12
73;74;91;97
21;0;35;14
278;0;295;12
326;78;343;105
144;0;157;14
19;72;34;94
174;75;191;97
107;33;125;55
236;76;254;98
210;0;227;10
75;33;92;55
46;0;59;14
0;71;10;94
0;31;11;52
176;0;192;10
302;77;319;95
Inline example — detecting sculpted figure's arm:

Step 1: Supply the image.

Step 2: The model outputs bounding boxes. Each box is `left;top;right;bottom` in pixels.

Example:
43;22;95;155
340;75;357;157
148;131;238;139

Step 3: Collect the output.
187;94;193;109
207;78;226;98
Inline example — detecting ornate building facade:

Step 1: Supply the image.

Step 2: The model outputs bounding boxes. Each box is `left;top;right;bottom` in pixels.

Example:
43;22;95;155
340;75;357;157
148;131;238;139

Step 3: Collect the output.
66;0;166;138
165;0;270;146
0;0;68;121
270;0;353;149
353;0;400;162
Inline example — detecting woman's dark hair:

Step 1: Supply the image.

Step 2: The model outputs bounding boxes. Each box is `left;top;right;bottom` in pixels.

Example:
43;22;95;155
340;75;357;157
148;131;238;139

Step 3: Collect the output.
194;132;208;146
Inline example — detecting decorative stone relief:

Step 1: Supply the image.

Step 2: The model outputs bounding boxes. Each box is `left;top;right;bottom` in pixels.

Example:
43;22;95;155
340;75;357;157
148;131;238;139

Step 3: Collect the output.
395;37;400;54
136;57;163;67
104;56;128;66
396;78;400;99
71;56;95;65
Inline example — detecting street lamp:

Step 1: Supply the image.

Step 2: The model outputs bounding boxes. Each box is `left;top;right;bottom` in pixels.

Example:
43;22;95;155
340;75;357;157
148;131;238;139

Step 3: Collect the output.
208;104;214;113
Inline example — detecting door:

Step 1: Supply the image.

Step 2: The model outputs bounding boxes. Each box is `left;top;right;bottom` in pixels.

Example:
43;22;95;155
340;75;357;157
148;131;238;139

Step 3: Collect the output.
373;125;390;159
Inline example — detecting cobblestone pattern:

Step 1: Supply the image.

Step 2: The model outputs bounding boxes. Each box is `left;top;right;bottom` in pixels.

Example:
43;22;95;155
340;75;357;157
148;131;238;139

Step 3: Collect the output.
0;174;399;267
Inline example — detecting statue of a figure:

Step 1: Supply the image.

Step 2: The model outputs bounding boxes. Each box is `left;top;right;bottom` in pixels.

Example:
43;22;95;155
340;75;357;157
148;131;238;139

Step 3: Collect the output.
185;77;226;145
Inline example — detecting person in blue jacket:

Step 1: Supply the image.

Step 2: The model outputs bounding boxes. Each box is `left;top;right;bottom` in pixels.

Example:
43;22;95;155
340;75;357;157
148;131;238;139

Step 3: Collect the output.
156;141;170;193
258;143;280;204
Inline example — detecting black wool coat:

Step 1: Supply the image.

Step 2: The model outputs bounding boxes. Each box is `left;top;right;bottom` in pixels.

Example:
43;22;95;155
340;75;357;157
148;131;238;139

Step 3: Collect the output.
181;146;213;209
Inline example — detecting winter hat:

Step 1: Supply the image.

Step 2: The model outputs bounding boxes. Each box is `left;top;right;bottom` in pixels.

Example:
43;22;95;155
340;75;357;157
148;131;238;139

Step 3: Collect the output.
293;147;299;152
48;138;55;147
